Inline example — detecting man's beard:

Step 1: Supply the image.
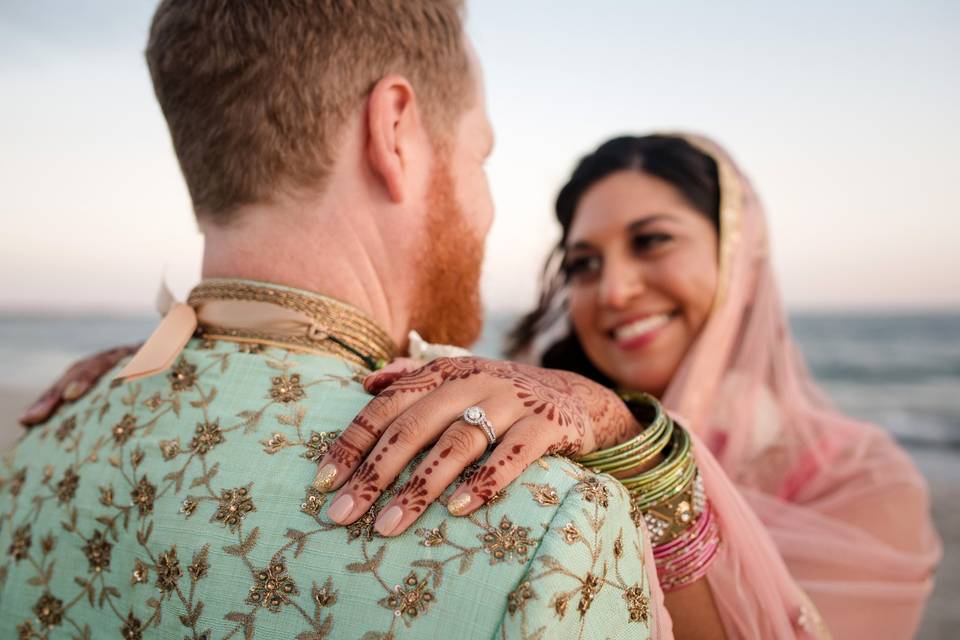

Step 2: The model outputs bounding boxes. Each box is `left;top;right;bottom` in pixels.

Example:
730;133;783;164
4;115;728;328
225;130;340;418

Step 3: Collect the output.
408;160;484;348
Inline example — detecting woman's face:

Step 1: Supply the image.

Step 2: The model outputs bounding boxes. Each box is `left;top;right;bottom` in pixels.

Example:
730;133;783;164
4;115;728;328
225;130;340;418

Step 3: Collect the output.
565;170;719;396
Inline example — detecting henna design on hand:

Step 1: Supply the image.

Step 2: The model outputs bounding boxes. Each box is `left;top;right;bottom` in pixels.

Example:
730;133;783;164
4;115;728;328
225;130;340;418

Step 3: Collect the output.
394;474;429;513
463;465;498;501
350;462;380;502
327;413;381;467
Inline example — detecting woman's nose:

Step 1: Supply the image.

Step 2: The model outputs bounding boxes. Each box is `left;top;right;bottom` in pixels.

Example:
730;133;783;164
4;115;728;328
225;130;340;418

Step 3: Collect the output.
598;259;645;310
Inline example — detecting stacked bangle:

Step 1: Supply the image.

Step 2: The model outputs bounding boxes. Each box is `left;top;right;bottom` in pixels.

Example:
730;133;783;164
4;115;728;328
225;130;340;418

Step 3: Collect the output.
577;398;672;474
654;500;721;590
576;392;720;591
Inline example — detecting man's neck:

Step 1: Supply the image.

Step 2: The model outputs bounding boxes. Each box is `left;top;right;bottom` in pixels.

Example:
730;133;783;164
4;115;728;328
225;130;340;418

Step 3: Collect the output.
199;202;412;350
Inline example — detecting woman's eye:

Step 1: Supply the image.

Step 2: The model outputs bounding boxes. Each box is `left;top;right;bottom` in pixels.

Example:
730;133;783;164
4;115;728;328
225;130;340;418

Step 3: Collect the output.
563;255;601;281
631;233;671;253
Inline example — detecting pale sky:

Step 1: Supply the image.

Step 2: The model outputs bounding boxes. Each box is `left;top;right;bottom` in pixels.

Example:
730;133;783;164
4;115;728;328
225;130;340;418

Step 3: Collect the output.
1;0;958;314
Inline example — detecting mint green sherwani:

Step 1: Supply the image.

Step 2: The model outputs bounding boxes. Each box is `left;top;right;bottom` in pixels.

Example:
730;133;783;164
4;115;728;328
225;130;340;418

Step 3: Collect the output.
0;337;654;638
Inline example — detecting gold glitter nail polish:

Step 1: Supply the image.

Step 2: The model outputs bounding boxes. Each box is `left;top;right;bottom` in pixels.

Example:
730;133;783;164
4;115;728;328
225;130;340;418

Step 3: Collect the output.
63;380;86;401
447;493;472;516
312;464;338;492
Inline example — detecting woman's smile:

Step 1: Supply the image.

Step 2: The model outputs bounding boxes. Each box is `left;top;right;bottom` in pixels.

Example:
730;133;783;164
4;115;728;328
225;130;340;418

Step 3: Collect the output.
607;310;679;351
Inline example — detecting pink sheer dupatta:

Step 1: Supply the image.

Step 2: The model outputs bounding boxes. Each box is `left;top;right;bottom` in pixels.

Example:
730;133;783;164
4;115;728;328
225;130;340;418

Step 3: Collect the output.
660;135;941;638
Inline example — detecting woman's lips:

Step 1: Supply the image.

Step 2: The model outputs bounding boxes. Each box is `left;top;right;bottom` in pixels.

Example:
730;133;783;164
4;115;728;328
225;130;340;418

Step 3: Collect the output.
610;312;675;350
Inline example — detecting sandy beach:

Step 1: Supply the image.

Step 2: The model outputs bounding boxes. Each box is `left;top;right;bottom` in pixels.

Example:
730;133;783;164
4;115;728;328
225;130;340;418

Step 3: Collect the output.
1;388;956;637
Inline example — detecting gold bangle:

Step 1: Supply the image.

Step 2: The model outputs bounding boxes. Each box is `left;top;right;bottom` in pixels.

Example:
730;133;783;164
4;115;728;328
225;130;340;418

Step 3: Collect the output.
576;395;706;547
576;392;671;474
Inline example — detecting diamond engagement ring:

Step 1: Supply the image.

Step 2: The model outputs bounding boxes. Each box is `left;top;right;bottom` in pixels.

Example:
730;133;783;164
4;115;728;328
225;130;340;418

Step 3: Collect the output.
462;406;496;445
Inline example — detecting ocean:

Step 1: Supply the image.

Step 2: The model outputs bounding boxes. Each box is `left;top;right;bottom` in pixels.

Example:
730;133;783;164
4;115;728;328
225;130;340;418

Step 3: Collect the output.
1;311;959;451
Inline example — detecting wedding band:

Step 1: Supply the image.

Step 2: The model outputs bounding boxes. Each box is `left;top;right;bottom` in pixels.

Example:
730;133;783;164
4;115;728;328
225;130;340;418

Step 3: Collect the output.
462;406;496;445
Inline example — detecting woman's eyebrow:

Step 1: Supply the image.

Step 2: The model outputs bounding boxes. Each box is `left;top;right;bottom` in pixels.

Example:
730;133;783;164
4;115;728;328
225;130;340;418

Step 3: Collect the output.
627;213;674;231
565;240;595;253
568;213;676;249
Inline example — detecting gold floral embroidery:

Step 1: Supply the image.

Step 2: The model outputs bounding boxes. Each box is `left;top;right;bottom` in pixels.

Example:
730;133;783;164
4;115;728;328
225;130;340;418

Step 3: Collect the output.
130;476;157;517
143;392;164;411
247;560;298;612
262;432;288;454
54;415;77;442
55;468;79;503
189;546;210;581
578;572;602;616
40;533;55;555
346;506;380;543
300;486;327;517
486;488;507;507
8;467;27;496
523;482;560;506
155;547;182;594
112;414;138;446
131;559;149;586
480;516;534;564
16;621;37;639
82;530;112;573
576;476;609;508
302;430;337;462
416;524;446;548
9;524;31;561
179;497;198;517
629;502;644;529
120;611;144;639
378;571;434;623
190;420;224;455
624;585;650;623
33;592;64;629
169;358;197;391
212;486;255;532
159;438;180;460
553;593;569;619
562;523;581;544
313;577;338;608
507;581;535;616
270;374;305;403
99;485;115;506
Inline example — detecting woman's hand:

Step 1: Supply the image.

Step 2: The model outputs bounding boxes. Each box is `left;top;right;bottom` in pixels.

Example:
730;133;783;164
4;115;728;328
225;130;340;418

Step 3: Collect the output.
19;344;139;426
312;356;638;537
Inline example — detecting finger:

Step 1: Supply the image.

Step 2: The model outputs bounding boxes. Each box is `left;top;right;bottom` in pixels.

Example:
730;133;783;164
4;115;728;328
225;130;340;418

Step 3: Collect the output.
19;386;61;427
446;417;551;517
19;344;137;427
363;358;426;394
326;388;496;526
313;369;440;493
373;401;520;536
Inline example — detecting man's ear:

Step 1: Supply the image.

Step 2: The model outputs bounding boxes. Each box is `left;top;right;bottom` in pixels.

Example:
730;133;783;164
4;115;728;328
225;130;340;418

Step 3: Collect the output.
366;75;423;203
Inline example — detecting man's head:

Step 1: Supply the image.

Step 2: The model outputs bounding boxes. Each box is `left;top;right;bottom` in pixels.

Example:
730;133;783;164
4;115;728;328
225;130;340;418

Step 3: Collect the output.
147;0;494;347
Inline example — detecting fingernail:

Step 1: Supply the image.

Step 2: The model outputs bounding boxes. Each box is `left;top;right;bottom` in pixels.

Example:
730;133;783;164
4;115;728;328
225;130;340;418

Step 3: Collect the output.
327;494;355;523
312;464;338;492
374;506;404;536
63;381;87;401
21;402;46;422
447;493;472;516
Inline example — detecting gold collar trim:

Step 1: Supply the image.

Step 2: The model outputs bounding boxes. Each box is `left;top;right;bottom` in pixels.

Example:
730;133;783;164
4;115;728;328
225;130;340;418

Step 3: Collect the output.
188;279;397;370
